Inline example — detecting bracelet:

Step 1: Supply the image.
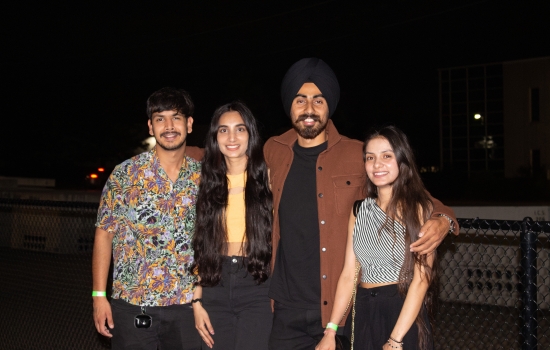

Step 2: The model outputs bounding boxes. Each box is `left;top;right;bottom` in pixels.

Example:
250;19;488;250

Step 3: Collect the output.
387;336;403;348
389;336;402;343
386;341;402;348
92;291;106;297
191;298;202;305
438;214;455;234
326;322;338;332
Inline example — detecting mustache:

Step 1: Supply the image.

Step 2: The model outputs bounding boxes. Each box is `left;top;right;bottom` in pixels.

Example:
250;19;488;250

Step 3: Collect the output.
295;114;321;123
160;131;181;137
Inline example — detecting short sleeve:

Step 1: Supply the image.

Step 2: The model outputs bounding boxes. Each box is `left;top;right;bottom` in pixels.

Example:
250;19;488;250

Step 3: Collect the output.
95;166;126;234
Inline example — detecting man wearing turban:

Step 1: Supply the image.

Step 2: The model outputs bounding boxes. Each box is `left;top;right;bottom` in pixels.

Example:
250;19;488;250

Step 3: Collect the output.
263;58;458;349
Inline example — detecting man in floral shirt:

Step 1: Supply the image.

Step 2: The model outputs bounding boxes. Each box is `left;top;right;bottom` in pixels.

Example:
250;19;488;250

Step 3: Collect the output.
92;87;202;350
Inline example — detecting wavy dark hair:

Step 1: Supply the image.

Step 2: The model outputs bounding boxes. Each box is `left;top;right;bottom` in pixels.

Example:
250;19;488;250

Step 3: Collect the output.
363;125;437;350
191;101;272;287
146;87;194;119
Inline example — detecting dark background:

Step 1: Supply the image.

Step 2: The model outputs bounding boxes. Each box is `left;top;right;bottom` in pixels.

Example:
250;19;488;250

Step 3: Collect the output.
3;0;550;195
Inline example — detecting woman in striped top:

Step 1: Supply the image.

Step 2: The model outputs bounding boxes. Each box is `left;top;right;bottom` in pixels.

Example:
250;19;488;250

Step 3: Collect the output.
316;126;436;350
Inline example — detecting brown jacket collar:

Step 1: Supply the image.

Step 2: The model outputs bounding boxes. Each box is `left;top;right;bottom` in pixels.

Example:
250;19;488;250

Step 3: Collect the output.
271;119;343;149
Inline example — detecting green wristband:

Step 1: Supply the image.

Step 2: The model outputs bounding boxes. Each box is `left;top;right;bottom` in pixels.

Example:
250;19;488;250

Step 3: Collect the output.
326;322;338;332
92;291;106;297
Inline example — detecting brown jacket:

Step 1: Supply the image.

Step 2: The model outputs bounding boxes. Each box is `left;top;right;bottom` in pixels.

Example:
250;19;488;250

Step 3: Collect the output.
264;120;457;326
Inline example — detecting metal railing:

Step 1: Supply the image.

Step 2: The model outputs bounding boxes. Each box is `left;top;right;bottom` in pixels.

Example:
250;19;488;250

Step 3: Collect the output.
0;199;548;349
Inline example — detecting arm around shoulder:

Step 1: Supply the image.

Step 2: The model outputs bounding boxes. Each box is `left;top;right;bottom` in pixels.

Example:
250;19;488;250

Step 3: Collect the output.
186;146;205;162
428;193;459;235
411;194;458;255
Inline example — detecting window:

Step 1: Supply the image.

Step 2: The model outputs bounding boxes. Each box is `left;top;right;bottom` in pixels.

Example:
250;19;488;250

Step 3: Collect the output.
530;88;540;122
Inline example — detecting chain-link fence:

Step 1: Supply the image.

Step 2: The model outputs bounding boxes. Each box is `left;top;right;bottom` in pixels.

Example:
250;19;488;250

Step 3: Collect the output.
0;198;548;349
0;199;109;350
437;218;549;349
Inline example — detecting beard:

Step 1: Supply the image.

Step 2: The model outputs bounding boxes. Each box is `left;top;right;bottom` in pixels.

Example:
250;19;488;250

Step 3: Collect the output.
155;132;186;151
292;113;328;139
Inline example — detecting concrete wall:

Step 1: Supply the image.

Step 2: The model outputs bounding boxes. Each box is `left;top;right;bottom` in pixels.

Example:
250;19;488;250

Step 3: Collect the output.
452;205;549;221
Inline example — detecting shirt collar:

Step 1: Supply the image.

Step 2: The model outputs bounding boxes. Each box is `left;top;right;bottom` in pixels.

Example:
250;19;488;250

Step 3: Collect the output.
148;147;189;183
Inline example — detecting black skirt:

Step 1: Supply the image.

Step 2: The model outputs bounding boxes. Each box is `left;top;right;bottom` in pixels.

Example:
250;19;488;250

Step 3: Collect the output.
351;284;433;350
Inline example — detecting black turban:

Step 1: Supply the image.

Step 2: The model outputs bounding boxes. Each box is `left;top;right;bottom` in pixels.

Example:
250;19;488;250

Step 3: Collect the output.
280;58;340;118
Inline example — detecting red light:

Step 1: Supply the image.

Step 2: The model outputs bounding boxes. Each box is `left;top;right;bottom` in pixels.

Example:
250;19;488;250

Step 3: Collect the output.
98;168;105;172
90;174;98;179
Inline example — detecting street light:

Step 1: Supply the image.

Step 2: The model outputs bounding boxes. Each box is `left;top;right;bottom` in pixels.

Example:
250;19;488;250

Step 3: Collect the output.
474;113;485;126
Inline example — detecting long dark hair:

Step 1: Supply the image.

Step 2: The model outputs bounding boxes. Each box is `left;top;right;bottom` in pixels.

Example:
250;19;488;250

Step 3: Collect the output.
363;125;437;350
192;101;272;287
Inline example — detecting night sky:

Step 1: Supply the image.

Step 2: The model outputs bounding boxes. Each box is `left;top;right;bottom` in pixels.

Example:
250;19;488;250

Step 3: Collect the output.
3;0;549;188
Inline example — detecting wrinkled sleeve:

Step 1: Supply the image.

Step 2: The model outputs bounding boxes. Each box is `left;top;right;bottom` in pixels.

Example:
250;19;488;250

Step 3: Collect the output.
96;166;125;234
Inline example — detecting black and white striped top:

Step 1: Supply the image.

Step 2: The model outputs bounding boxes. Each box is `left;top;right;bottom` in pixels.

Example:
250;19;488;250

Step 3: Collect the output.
353;197;405;284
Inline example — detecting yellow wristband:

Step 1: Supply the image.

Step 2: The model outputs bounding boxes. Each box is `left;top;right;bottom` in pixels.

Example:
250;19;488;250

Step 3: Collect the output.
92;291;106;297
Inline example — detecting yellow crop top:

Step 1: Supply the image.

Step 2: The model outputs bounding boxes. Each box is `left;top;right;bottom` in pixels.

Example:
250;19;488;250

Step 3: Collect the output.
226;173;246;244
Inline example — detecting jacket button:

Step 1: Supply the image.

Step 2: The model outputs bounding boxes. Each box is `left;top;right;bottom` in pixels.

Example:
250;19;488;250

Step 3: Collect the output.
318;166;323;171
318;193;323;198
322;275;327;279
346;181;351;185
321;220;325;225
323;301;328;305
322;247;326;252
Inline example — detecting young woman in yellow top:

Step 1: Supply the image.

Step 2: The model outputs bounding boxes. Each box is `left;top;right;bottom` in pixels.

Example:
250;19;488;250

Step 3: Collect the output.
191;101;273;349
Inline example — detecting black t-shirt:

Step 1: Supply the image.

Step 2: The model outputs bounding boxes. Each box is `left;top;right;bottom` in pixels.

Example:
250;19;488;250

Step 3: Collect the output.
269;141;328;309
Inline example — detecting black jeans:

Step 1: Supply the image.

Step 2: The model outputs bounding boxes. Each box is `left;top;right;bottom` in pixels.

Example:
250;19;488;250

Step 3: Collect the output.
201;256;272;350
110;298;200;350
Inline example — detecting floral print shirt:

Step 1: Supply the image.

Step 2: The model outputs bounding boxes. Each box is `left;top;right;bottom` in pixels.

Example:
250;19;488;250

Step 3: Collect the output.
96;149;201;306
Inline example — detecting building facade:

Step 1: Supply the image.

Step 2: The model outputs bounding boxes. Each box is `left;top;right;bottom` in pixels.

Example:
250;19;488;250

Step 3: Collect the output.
439;57;549;178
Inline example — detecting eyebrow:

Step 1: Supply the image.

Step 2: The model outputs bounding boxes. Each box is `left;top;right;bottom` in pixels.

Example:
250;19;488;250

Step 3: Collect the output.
153;111;182;117
295;93;325;99
217;123;247;129
365;149;394;154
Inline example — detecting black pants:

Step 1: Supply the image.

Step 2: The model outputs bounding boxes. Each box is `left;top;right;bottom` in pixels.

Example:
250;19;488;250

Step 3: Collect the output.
353;284;433;350
269;302;349;350
201;256;272;350
110;298;200;350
